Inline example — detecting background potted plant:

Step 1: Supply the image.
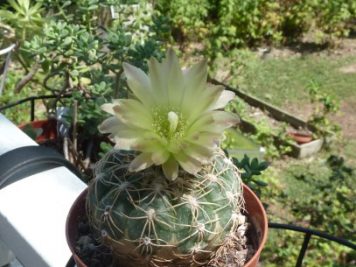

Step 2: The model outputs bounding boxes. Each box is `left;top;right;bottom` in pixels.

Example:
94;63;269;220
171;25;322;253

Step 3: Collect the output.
66;49;268;267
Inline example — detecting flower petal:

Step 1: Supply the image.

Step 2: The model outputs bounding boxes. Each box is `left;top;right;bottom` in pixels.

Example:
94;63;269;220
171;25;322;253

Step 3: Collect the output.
211;111;240;128
185;112;215;136
175;152;202;175
162;157;179;180
183;59;207;93
129;153;154;172
208;90;235;110
185;111;239;149
184;85;224;122
112;99;152;129
123;62;155;107
148;49;184;107
181;59;208;113
113;137;138;150
148;57;168;104
189;132;221;147
193;111;239;132
101;103;117;115
181;141;214;163
151;149;170;165
165;49;185;107
116;126;160;141
98;117;121;134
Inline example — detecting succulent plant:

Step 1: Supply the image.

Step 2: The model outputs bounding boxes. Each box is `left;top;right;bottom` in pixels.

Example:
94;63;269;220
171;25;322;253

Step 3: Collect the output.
87;49;244;266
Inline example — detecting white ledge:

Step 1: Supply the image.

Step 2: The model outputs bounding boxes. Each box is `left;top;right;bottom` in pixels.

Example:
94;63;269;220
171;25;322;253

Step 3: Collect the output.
0;114;38;154
0;114;86;266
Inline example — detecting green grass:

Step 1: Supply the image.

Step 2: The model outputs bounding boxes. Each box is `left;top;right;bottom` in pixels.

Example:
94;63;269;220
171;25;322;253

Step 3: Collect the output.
342;139;356;164
234;52;356;107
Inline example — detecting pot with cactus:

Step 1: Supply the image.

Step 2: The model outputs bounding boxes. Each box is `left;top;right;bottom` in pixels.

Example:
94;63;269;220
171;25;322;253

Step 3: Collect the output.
66;49;268;267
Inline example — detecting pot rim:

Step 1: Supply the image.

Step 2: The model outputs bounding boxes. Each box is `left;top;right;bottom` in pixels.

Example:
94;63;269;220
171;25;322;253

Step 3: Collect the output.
242;184;268;266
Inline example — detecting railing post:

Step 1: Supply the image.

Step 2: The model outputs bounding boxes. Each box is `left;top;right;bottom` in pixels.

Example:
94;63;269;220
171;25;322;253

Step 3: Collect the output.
30;98;35;122
295;232;311;267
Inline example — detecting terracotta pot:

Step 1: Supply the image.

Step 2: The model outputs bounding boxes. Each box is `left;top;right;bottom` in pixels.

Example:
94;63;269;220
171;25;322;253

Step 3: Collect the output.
288;132;313;145
18;119;57;143
66;185;268;267
243;185;268;267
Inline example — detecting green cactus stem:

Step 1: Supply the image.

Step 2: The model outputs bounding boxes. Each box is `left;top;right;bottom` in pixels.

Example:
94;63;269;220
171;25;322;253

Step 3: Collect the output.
87;149;244;267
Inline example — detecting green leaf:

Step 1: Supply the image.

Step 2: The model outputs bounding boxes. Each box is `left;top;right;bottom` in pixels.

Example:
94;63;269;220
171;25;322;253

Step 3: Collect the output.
63;36;72;46
251;158;259;169
253;179;268;187
259;161;269;171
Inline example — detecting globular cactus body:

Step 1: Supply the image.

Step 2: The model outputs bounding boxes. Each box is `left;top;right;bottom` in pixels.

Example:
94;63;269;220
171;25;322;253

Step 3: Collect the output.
87;150;244;266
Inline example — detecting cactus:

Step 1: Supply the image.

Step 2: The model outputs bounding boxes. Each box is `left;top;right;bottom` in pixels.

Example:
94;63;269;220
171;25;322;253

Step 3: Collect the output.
87;150;244;266
86;49;245;266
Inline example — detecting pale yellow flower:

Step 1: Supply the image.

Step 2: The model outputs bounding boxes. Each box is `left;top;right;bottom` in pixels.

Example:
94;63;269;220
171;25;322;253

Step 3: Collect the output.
99;49;238;180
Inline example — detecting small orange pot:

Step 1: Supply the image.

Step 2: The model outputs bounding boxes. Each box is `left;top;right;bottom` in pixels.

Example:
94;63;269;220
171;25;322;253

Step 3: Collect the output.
66;185;268;267
288;132;313;145
18;119;57;143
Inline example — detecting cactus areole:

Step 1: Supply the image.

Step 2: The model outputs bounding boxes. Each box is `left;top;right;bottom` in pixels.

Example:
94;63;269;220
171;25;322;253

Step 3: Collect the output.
86;49;246;266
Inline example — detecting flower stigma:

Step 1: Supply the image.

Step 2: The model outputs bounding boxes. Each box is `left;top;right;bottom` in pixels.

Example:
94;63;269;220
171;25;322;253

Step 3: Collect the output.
168;111;179;134
152;107;186;144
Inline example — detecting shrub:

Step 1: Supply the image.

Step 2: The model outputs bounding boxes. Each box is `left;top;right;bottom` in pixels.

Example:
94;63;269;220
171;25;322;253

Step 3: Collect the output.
156;0;210;43
157;0;356;49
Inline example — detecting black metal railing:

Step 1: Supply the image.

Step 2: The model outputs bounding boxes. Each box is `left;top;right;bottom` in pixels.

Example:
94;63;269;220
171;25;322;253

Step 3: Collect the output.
269;222;356;267
0;94;72;122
